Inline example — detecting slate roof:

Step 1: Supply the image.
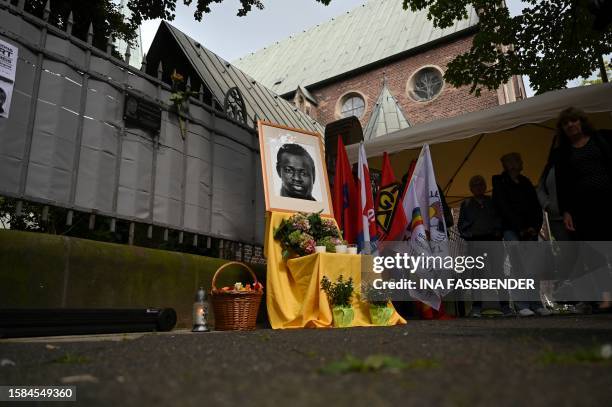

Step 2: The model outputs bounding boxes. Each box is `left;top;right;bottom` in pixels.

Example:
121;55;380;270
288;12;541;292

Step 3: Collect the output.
233;0;478;96
162;22;323;133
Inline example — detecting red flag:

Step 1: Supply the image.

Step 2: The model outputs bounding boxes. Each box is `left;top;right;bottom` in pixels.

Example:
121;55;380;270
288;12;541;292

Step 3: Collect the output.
332;137;358;244
374;153;408;241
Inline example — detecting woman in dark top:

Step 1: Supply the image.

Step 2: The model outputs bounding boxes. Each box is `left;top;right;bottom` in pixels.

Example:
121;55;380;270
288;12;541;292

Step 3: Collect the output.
555;107;612;241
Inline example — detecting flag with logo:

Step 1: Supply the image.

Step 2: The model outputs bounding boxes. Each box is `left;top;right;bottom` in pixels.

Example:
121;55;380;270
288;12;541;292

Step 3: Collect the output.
357;143;378;253
398;144;450;310
374;152;408;242
332;137;358;244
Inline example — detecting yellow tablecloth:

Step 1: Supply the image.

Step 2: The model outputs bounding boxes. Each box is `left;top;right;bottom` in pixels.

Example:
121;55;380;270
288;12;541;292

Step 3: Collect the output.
264;211;407;329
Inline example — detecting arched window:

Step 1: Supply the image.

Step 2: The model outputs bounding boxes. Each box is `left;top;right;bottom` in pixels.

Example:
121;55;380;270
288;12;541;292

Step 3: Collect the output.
340;94;365;118
224;87;247;124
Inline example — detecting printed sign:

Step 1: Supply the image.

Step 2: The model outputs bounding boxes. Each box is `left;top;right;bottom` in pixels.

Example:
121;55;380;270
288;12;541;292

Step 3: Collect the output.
0;38;18;119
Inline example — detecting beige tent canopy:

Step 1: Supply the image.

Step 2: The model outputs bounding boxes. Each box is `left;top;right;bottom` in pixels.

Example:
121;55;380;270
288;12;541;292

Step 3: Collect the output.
346;83;612;206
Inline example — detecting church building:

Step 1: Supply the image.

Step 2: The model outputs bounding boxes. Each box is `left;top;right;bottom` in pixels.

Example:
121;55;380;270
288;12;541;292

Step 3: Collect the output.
234;0;526;141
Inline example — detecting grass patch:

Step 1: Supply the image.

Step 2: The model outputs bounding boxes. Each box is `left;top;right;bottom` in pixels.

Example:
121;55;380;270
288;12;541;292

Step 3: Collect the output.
50;352;90;364
539;346;612;365
319;354;439;374
291;348;318;359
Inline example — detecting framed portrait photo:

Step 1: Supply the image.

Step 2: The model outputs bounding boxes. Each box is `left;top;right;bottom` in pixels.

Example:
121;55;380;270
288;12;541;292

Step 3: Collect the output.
258;121;334;217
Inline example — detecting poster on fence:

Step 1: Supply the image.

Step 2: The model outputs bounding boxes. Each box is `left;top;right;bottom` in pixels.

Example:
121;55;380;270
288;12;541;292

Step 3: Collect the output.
0;38;18;119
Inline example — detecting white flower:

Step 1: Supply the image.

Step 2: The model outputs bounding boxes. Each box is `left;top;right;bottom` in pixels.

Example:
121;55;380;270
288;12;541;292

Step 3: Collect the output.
234;282;243;291
601;344;612;359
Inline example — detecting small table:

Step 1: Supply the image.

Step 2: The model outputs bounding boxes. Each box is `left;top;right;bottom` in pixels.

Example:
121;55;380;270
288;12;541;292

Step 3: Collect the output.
264;212;406;329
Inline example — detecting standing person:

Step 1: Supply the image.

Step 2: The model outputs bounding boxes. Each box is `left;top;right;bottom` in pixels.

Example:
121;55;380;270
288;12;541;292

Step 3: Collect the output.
555;107;612;240
554;107;612;312
492;152;550;317
537;147;571;241
537;146;574;313
458;175;512;317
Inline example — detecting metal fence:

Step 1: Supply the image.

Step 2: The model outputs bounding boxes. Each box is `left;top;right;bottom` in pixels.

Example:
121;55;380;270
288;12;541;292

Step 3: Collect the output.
0;1;266;251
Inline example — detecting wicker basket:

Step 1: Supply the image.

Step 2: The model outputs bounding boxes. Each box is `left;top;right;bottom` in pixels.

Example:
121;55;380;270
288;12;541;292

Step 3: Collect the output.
210;261;263;331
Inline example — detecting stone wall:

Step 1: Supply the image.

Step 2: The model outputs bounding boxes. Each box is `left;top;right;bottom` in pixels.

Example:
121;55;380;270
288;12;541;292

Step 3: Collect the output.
0;230;267;329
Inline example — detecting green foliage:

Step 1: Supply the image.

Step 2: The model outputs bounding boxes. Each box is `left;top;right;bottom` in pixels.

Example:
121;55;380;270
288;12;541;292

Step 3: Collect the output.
362;283;392;307
320;274;354;307
319;354;440;374
539;346;612;365
51;352;91;364
401;0;612;95
24;0;137;56
274;212;340;259
316;235;343;253
582;59;611;85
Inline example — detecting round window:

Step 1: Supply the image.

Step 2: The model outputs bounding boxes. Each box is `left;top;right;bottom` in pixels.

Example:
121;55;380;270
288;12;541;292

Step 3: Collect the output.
408;67;444;102
340;94;365;118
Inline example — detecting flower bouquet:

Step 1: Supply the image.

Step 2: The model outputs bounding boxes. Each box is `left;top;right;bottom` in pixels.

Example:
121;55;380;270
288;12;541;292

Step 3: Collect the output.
170;70;198;139
273;212;342;259
321;275;354;328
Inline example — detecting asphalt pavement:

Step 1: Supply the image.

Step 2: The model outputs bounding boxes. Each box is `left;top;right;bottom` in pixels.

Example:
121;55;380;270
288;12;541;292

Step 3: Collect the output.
1;315;611;406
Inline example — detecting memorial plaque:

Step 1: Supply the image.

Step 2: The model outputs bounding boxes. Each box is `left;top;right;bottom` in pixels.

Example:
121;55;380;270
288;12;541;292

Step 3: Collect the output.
124;94;161;132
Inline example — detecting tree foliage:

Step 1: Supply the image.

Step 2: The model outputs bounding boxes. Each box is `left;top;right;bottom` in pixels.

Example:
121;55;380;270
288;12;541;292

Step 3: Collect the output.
582;59;611;85
402;1;612;95
23;0;137;54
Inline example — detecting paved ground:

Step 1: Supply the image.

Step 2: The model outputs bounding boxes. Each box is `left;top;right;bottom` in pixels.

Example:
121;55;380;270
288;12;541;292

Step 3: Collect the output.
1;315;612;407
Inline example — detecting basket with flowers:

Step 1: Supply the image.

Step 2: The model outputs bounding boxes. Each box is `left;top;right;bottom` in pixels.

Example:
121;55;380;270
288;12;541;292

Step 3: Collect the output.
273;212;342;259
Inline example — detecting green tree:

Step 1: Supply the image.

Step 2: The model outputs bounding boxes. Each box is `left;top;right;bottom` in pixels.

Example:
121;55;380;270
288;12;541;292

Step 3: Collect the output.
399;0;611;95
582;59;611;85
23;0;138;55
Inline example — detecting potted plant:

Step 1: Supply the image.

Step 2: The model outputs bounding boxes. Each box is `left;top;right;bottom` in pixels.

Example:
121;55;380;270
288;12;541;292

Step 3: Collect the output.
362;282;393;326
321;275;354;328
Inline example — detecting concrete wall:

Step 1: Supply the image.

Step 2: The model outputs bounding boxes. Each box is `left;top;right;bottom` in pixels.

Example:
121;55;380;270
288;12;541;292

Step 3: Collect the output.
0;3;264;245
0;230;266;329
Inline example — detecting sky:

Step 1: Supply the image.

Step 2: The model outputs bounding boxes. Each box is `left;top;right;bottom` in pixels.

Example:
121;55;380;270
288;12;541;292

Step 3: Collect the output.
138;0;577;98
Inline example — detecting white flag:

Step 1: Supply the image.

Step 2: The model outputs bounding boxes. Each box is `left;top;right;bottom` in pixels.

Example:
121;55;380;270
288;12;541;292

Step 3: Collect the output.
399;144;450;309
357;143;377;253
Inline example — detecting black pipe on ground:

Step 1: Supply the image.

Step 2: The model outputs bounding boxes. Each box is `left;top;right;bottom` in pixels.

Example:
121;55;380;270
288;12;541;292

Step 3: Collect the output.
0;308;177;338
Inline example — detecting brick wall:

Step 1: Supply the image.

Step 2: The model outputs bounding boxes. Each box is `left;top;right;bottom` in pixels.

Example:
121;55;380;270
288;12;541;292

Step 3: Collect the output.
310;34;500;128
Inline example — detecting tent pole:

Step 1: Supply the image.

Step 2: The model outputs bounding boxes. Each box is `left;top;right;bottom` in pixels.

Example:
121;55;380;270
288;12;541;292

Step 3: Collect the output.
443;134;484;195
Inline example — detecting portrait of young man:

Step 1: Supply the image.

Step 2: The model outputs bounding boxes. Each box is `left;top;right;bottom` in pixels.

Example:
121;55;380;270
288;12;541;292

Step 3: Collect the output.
258;122;333;216
276;143;317;201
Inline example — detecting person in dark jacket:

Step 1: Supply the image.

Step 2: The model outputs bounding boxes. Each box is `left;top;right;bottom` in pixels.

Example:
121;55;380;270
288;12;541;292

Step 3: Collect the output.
554;107;612;241
553;107;612;312
459;175;511;317
459;175;501;241
492;152;548;317
492;153;543;241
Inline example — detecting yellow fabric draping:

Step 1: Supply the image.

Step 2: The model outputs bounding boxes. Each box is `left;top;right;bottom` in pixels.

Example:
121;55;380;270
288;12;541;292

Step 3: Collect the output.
264;211;407;329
